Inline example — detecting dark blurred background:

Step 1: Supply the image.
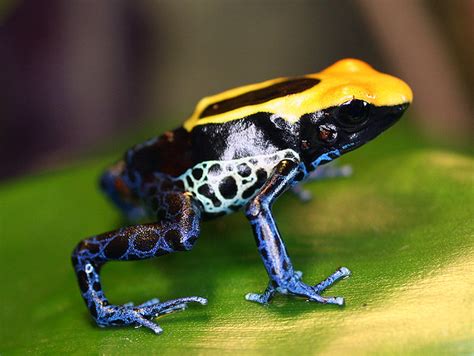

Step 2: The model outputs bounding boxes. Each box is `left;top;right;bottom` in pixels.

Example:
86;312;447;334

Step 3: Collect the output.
0;0;472;180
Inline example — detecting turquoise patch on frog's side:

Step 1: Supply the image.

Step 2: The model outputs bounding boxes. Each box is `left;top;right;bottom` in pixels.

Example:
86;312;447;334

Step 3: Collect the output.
178;149;300;214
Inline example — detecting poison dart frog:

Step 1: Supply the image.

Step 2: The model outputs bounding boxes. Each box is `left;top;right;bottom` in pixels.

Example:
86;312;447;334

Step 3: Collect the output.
72;58;412;334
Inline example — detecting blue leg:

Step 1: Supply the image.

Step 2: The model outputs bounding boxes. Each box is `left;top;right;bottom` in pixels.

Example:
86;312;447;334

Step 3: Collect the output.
72;193;206;334
245;160;351;305
291;163;352;202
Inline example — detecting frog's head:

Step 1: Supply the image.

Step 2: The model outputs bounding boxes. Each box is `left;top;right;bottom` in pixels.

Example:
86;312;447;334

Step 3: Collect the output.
299;59;412;170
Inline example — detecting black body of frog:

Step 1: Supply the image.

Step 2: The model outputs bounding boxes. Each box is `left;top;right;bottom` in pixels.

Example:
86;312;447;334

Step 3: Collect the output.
72;59;412;334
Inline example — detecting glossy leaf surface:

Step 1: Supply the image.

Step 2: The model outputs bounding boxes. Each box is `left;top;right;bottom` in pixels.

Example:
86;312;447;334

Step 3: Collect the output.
1;124;473;354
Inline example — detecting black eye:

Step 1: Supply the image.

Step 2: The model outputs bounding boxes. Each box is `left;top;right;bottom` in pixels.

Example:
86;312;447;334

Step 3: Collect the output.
338;99;370;126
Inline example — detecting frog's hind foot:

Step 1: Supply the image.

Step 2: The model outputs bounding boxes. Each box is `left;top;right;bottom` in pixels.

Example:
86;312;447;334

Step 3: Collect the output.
96;296;207;334
245;267;351;306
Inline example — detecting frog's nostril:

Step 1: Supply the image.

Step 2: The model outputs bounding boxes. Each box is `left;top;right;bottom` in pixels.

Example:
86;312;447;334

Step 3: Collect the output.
318;124;338;145
394;102;410;114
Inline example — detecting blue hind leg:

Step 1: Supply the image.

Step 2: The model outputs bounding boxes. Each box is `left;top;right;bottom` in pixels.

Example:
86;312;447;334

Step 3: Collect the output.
72;192;206;334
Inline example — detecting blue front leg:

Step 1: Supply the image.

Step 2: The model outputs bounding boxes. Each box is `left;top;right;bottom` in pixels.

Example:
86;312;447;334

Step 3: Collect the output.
245;159;351;305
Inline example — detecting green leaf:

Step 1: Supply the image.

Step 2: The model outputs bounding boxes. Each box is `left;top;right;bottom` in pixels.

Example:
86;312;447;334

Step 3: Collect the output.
1;122;473;354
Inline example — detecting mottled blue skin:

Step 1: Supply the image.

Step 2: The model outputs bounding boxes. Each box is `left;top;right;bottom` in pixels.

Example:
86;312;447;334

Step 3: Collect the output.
71;156;348;334
72;100;408;334
72;191;205;334
243;157;351;305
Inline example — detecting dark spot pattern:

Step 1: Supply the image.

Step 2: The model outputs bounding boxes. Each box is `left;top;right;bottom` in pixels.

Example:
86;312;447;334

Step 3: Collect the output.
294;172;305;182
242;169;268;199
89;304;98;318
104;234;129;259
71;191;203;332
187;235;198;246
186;176;194;187
179;148;299;216
85;243;99;254
237;163;251;177
77;271;88;293
218;176;238;199
198;184;222;207
165;230;185;251
275;238;282;255
208;164;222;175
134;230;157;252
192;168;203;180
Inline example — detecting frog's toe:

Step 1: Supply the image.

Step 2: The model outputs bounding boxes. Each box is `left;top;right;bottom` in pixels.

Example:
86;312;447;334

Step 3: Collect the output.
283;279;346;306
307;293;345;306
95;296;207;334
133;315;164;334
137;298;160;308
245;292;269;304
139;296;207;318
313;266;351;293
288;267;351;305
245;283;276;304
245;267;351;306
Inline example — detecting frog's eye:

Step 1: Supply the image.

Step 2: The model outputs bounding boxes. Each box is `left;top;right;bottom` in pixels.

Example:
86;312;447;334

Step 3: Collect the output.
338;99;370;126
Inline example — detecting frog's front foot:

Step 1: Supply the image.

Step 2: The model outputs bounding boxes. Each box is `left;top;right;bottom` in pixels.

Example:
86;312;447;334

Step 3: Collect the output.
95;296;207;334
245;267;351;306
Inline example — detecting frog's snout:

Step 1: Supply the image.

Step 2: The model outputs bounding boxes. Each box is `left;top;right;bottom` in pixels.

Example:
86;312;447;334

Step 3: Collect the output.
377;102;410;131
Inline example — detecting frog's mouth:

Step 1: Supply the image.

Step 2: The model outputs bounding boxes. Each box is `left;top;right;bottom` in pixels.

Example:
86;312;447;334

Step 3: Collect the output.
340;103;409;154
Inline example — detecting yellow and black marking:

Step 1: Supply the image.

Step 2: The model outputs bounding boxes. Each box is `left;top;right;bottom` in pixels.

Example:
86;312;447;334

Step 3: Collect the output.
199;77;320;118
184;58;413;131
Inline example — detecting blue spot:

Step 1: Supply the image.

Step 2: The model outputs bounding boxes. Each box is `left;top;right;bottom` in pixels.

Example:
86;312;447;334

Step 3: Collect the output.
311;149;341;170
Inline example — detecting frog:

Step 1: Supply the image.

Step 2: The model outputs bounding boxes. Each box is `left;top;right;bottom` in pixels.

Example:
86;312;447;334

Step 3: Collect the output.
72;58;412;334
